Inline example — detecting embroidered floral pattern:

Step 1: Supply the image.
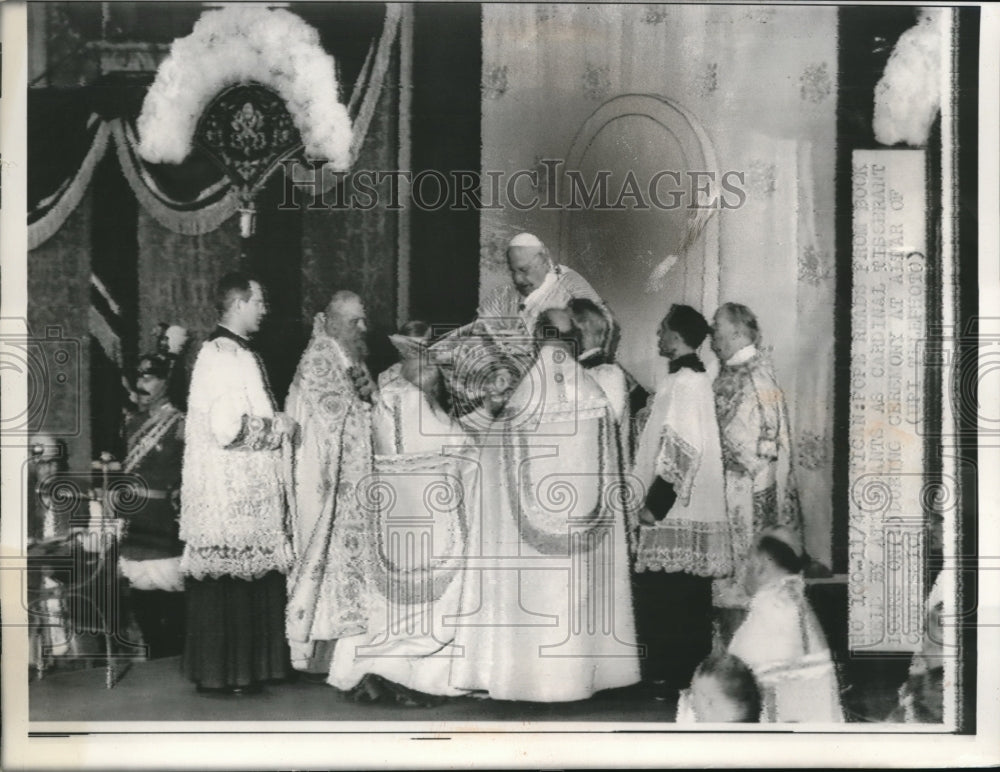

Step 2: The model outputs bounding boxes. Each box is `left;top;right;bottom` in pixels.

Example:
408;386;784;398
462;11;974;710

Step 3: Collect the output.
179;342;292;581
482;65;509;100
231;414;283;451
582;63;611;102
713;353;803;606
305;350;334;379
285;327;377;644
800;62;833;104
796;430;829;470
535;4;557;23
798;243;834;285
696;62;719;98
747;159;778;198
642;8;669;25
742;7;777;24
180;410;292;580
317;392;346;421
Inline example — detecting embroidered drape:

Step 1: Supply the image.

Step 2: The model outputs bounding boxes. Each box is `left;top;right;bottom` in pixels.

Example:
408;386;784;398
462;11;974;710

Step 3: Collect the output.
28;3;403;250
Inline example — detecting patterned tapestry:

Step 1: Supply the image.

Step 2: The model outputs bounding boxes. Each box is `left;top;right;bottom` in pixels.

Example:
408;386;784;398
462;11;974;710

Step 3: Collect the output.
26;192;93;472
480;4;837;564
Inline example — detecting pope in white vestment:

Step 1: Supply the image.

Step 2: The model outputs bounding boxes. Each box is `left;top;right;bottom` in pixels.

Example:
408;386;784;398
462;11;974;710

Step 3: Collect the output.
434;233;610;430
448;310;640;701
329;337;474;698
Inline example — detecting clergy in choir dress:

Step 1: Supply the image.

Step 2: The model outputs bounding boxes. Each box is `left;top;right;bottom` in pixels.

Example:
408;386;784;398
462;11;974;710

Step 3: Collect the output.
630;305;733;693
180;273;295;693
569;296;635;466
329;335;474;703
284;292;378;675
449;309;640;702
728;528;843;723
710;302;803;610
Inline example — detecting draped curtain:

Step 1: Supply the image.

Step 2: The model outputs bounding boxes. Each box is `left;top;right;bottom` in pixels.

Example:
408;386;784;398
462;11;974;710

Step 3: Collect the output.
28;3;404;250
27;3;408;468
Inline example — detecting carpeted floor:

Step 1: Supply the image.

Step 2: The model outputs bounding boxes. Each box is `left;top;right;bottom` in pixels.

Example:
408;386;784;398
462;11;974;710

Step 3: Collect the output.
28;652;908;724
28;580;911;725
29;656;680;723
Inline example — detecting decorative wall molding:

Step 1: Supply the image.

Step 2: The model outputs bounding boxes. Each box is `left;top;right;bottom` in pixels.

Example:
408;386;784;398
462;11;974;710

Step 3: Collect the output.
560;94;721;315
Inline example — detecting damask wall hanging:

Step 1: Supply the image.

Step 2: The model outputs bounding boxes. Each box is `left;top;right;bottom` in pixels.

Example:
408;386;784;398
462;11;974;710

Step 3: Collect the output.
194;83;303;237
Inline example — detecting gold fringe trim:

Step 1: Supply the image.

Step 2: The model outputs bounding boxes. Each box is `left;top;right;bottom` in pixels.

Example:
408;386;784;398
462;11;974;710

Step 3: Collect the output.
28;120;111;251
29;4;406;244
111;119;241;236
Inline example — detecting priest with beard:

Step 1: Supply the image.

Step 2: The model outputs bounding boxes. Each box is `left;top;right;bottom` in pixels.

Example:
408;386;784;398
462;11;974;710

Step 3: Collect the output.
284;290;378;677
448;309;640;702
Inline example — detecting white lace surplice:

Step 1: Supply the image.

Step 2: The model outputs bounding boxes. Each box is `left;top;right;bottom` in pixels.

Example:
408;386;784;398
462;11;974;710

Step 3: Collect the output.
179;337;292;580
448;346;640;702
631;368;732;577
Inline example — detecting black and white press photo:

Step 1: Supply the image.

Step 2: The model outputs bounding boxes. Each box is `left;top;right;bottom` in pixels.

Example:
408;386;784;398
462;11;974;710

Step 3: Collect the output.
1;1;996;768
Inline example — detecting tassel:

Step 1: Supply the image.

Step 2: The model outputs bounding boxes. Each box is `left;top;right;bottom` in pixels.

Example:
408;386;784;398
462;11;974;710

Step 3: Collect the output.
239;204;256;239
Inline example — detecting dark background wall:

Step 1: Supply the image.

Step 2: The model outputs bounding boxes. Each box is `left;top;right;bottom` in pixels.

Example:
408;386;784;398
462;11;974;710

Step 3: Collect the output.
27;2;484;466
408;2;481;327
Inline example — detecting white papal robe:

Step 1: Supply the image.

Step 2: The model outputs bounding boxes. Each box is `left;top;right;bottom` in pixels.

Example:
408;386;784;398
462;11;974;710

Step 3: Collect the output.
448;345;640;701
328;376;474;696
477;265;605;335
433;265;609;432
